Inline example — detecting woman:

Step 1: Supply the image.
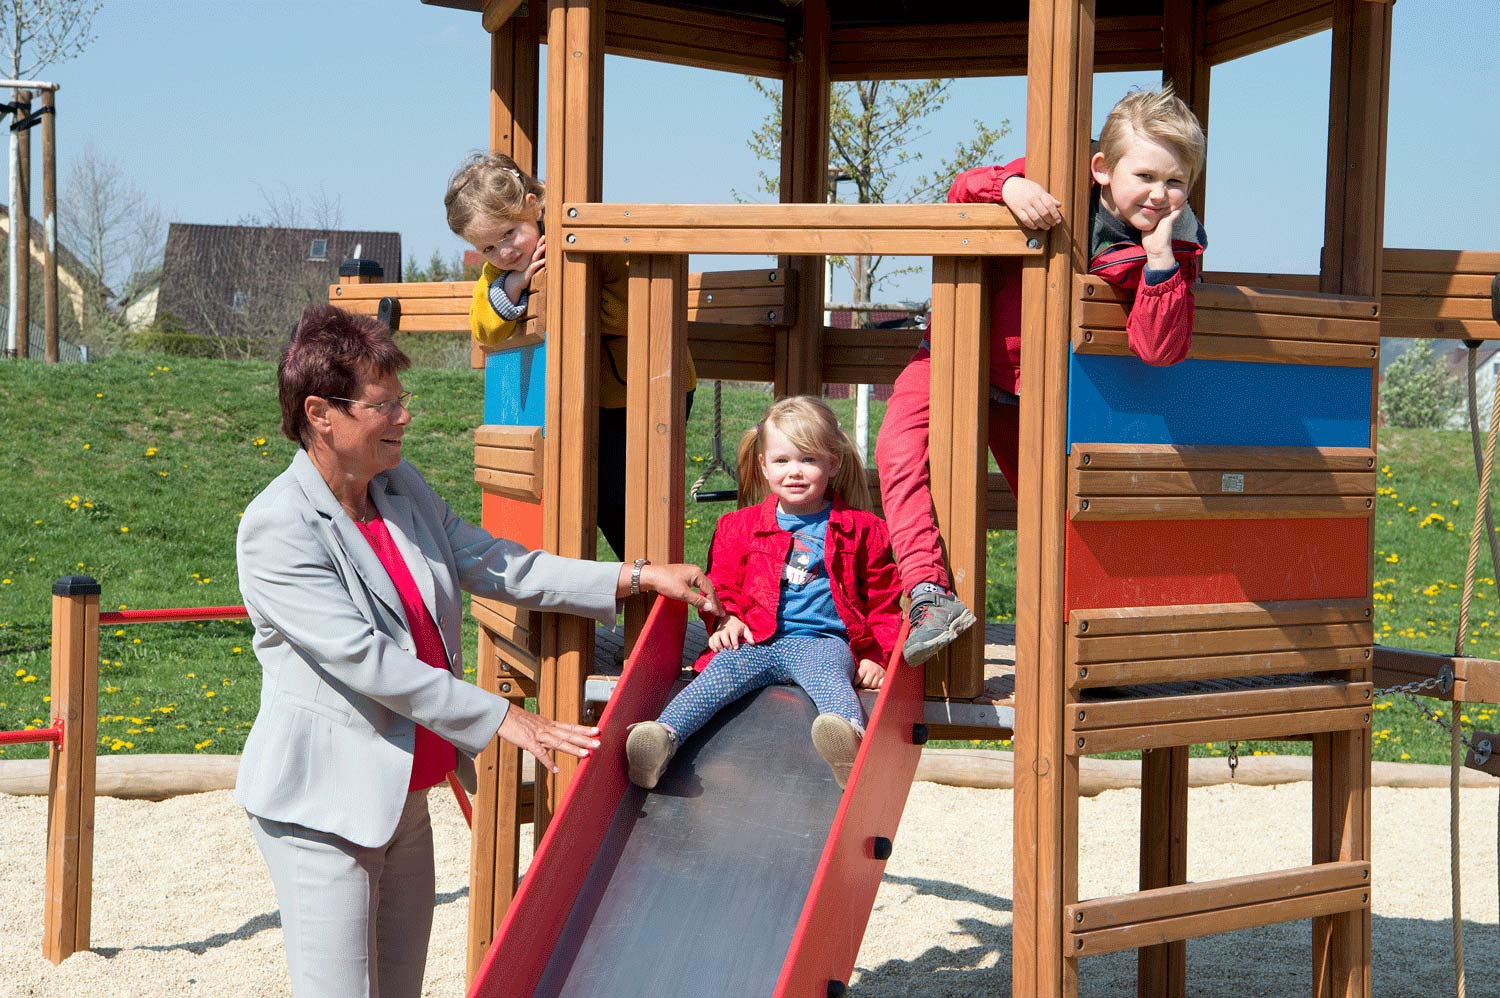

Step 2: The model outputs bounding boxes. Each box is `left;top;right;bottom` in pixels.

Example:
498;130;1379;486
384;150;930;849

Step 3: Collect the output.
235;303;719;998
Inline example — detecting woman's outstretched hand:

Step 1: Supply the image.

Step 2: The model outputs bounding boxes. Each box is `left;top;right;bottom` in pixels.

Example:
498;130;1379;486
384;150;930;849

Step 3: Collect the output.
622;562;722;618
497;706;600;774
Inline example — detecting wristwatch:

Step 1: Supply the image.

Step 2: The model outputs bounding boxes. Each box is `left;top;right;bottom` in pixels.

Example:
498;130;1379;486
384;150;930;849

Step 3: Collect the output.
630;557;650;596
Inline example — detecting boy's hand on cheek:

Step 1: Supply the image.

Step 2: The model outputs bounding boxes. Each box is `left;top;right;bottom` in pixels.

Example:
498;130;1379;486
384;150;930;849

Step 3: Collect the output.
1000;176;1064;230
1141;207;1182;270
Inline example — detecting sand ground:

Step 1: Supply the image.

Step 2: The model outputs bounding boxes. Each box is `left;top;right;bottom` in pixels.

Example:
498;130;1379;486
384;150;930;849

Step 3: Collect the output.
2;779;1497;997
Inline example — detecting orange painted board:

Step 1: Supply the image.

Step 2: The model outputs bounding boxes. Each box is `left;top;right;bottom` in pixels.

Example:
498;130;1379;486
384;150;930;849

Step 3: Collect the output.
482;490;545;550
1064;517;1369;615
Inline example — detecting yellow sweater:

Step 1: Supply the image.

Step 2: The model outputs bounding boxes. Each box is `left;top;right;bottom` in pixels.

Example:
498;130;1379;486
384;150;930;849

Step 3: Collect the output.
469;257;697;410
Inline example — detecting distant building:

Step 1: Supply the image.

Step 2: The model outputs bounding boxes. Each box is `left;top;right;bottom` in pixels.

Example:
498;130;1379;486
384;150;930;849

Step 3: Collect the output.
0;203;103;323
157;223;400;340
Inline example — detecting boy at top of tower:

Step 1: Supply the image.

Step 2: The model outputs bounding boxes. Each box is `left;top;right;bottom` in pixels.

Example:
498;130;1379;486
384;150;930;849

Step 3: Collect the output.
875;85;1207;665
444;151;698;562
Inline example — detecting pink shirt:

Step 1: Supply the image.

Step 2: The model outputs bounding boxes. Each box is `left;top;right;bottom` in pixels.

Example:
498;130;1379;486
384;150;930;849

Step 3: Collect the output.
355;513;458;792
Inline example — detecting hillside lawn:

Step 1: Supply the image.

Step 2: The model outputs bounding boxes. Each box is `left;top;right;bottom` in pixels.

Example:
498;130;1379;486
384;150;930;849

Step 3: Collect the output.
0;352;1495;766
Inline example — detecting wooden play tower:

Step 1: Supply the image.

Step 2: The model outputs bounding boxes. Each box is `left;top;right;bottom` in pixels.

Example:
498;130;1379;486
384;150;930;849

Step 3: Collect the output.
325;0;1496;994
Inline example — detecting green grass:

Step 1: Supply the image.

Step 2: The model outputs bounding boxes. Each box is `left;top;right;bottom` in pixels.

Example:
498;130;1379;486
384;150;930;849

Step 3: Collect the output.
0;354;1492;767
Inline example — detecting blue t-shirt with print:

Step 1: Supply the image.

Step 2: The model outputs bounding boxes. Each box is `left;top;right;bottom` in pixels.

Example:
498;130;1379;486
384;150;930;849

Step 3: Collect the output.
774;504;847;641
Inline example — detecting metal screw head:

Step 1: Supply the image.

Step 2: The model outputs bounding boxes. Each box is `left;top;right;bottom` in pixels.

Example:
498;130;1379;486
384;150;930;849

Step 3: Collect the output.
567;207;578;217
958;211;967;219
1074;912;1083;923
768;271;778;282
705;293;714;303
1079;667;1088;678
767;311;777;321
1076;737;1085;748
1077;710;1085;721
623;236;630;244
961;238;969;246
566;233;577;244
501;682;512;693
1082;453;1091;465
1027;238;1041;250
1080;499;1090;510
1084;331;1094;342
1079;621;1089;632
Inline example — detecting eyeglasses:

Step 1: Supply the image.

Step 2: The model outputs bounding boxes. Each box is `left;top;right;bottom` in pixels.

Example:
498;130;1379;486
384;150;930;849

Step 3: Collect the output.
325;391;414;417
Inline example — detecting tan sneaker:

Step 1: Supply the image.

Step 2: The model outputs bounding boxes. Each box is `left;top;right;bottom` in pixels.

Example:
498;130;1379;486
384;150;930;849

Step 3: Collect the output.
625;721;677;790
811;714;862;789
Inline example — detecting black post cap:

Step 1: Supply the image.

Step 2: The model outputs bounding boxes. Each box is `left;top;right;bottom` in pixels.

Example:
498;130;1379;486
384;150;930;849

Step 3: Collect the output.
911;722;929;745
872;836;893;861
338;258;385;279
53;575;100;596
827;982;847;997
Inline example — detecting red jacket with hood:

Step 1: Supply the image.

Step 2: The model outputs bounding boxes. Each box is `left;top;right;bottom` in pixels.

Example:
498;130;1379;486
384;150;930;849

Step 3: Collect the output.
694;494;904;672
947;157;1207;394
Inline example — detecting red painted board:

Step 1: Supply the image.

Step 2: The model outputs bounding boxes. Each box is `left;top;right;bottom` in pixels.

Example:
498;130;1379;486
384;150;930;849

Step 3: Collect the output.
481;490;545;550
467;598;687;998
1065;517;1369;615
774;627;923;996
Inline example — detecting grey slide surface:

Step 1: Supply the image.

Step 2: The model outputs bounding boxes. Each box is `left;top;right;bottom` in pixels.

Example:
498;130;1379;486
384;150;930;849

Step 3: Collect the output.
536;685;843;997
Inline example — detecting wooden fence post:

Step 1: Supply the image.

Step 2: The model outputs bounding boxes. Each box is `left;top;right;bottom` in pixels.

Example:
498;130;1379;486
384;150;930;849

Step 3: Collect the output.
43;574;99;964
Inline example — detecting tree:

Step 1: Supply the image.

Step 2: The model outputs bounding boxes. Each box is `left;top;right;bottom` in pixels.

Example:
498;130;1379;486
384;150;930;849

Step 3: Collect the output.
747;78;1009;307
0;0;99;80
1381;340;1463;429
60;144;164;306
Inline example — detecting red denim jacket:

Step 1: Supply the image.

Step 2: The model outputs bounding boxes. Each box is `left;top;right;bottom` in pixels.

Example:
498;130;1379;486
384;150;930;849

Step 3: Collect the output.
694;494;904;671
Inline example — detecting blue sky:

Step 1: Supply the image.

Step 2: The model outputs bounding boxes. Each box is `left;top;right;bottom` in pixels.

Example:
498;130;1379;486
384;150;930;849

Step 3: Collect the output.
35;1;1498;302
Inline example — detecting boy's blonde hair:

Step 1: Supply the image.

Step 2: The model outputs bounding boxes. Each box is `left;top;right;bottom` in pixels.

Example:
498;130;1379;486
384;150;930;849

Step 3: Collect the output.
444;152;547;237
1097;85;1206;184
734;395;871;511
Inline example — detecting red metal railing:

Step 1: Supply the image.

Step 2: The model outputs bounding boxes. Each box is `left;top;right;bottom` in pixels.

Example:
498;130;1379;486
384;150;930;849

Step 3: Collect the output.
0;718;63;746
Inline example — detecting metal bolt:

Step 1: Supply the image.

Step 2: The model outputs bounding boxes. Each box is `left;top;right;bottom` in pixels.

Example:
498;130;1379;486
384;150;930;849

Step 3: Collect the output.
623;236;630;244
705;293;714;303
1076;939;1084;950
1364;714;1370;723
566;234;577;244
1363;869;1369;879
1074;912;1084;923
501;682;512;694
1077;710;1085;721
1365;689;1372;699
623;210;631;217
961;238;969;246
768;271;778;282
1079;621;1088;632
1079;667;1088;678
335;287;343;296
1367;458;1374;467
958;211;967;219
1084;331;1094;342
1076;737;1085;748
1364;608;1371;617
767;311;778;321
1365;499;1372;508
567;207;578;217
1364;648;1370;658
1027;238;1041;250
1082;453;1091;465
1369;348;1377;358
1371;305;1379;316
1080;499;1090;510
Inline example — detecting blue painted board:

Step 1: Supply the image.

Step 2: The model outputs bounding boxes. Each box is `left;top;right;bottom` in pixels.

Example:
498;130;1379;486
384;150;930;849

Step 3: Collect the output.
1067;353;1372;450
484;341;548;428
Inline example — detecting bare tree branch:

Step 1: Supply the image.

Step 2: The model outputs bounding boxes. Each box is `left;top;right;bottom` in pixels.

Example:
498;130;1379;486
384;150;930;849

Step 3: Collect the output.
0;0;99;80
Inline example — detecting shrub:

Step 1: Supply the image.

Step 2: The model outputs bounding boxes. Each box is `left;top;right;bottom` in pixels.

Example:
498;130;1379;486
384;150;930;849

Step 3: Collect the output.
1382;340;1463;429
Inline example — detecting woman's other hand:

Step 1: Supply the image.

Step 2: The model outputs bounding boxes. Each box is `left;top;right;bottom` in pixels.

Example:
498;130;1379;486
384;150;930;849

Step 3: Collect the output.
497;706;600;774
625;562;723;617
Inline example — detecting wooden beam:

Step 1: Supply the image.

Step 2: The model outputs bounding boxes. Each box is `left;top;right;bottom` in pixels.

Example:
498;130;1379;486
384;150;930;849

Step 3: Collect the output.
1013;1;1094;995
623;255;688;648
1204;0;1334;66
1162;0;1211;217
538;0;605;835
1138;746;1187;998
927;257;989;699
482;0;525;32
775;0;828;397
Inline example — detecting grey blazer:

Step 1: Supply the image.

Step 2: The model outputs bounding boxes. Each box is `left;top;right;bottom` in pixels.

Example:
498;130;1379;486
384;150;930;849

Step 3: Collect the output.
235;449;621;848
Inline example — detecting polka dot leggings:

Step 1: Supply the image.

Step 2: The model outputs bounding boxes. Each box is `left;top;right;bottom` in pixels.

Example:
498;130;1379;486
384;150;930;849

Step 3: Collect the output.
659;634;864;744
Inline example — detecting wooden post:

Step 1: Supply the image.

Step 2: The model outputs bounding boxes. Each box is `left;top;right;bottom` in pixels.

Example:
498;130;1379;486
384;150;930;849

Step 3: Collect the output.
1137;745;1188;997
1314;4;1385;995
623;254;688;646
478;4;542;370
537;0;605;834
337;258;384;285
43;575;99;964
14;90;30;359
1161;0;1211;216
40;89;57;364
926;257;988;699
465;627;530;985
1013;2;1094;997
774;0;829;397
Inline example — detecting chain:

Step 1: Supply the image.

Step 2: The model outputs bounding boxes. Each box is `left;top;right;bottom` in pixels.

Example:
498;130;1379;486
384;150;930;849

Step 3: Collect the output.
1375;668;1453;701
1226;740;1239;779
1401;691;1481;757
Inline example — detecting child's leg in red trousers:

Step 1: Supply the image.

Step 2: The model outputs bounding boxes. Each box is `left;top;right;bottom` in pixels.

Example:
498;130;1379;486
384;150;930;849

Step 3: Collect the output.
874;349;949;593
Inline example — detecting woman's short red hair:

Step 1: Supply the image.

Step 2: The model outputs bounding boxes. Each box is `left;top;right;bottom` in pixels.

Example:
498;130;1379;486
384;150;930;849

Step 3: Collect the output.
278;304;411;446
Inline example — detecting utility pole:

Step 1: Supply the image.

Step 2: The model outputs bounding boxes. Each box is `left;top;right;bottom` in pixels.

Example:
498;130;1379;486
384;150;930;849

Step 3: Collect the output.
0;79;58;360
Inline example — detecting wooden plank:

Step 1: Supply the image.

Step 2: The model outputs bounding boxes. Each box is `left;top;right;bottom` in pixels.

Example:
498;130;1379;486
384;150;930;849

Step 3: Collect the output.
1072;682;1373;730
44;586;99;963
1382;247;1500;274
1070;495;1373;520
1073;859;1370;933
563;226;1037;257
1079;303;1379;344
1078;275;1379;320
489;4;539;173
564;201;1031;231
1201;270;1321;292
1071;646;1370;690
601;0;785;76
1072;620;1372;665
1381;271;1494;298
1380;317;1499;340
1070;445;1375;474
1073;705;1370;755
1204;0;1333;65
1070;597;1372;635
1071;328;1377;367
1372;645;1500;705
1075;468;1375;496
330;280;471;301
1381;295;1494;321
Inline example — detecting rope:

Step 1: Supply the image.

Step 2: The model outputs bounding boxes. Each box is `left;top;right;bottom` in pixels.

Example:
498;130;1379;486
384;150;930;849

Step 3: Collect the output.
688;381;737;502
1448;342;1500;997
